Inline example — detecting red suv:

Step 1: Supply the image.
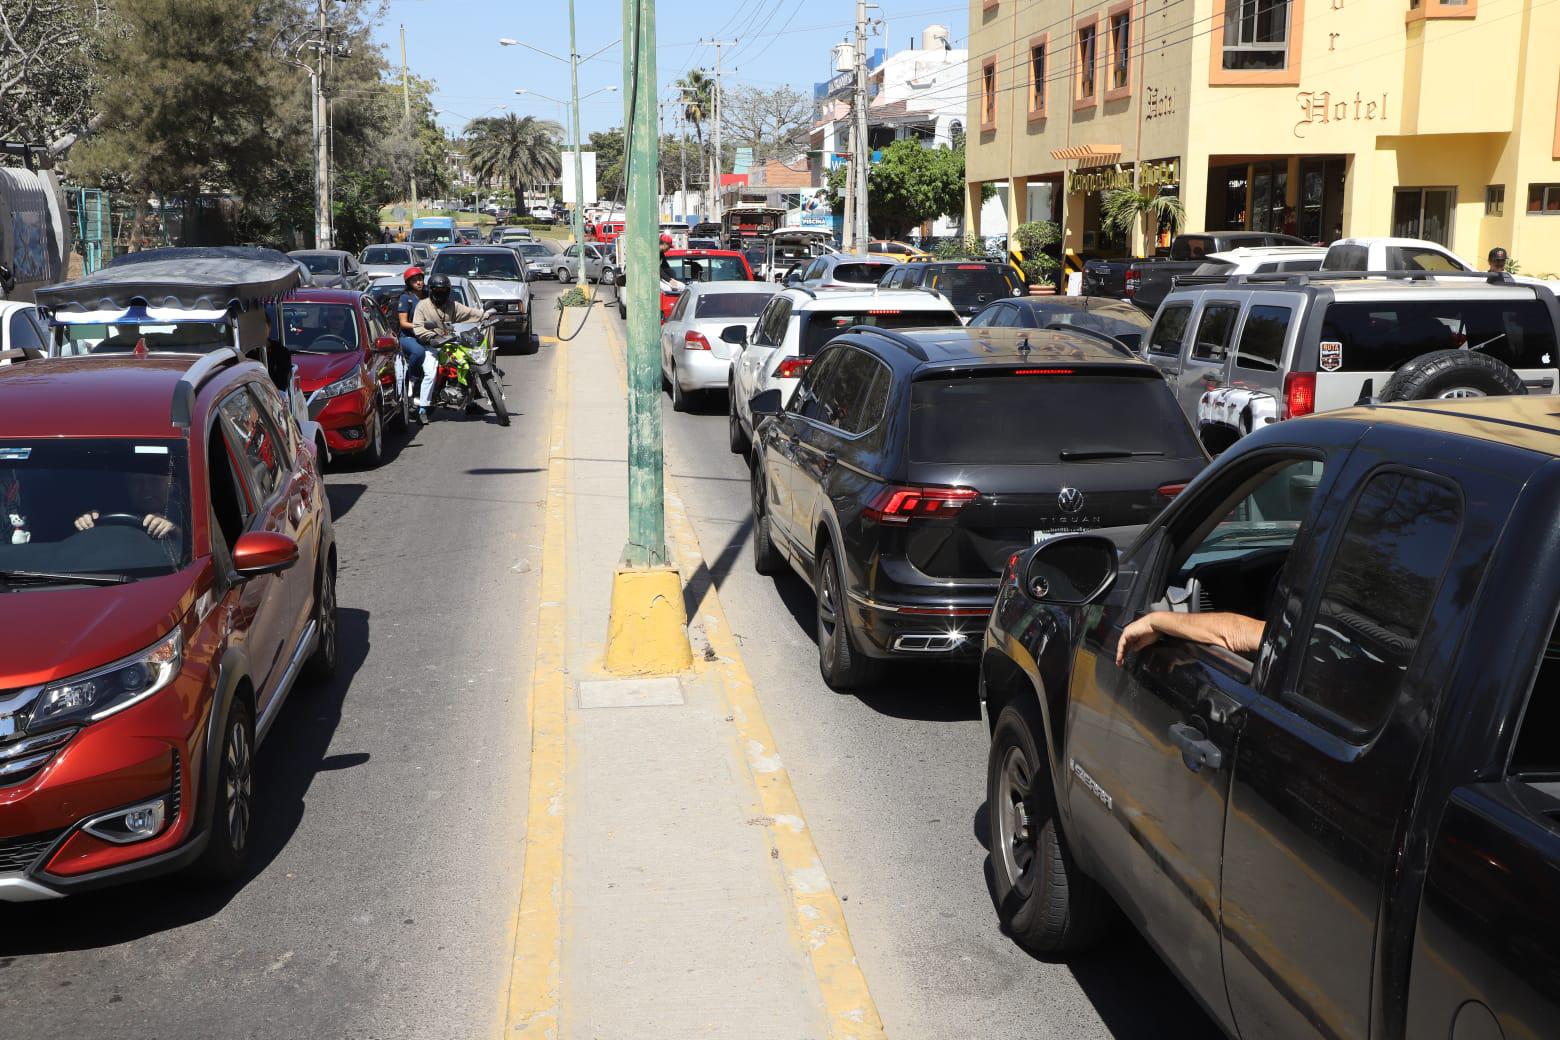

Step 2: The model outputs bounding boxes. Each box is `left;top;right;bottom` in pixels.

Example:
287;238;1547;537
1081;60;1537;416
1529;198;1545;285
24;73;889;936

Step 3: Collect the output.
281;288;410;466
659;249;756;321
0;349;337;900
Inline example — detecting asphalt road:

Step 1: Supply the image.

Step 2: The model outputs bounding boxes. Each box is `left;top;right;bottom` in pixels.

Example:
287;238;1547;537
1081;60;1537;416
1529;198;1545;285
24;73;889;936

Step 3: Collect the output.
0;308;556;1038
649;317;1225;1040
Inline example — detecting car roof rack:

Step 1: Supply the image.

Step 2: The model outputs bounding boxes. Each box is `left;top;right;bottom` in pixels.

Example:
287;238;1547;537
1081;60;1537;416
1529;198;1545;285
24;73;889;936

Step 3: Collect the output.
170;344;246;428
1215;269;1519;287
845;324;931;361
1043;322;1138;356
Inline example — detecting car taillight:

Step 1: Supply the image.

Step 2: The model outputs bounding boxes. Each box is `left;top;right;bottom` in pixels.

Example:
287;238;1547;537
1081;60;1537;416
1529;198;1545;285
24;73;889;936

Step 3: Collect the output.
1283;372;1316;419
685;330;712;351
1124;267;1140;298
1157;483;1186;498
774;357;812;379
1013;368;1074;376
863;485;979;524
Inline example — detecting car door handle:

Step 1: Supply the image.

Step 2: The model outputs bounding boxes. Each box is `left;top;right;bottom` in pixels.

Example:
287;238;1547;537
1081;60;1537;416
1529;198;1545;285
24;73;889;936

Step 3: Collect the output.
1169;722;1223;772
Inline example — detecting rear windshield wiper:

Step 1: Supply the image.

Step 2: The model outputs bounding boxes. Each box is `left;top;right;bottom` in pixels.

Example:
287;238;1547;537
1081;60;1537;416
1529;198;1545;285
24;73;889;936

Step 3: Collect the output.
1059;448;1165;461
0;568;131;587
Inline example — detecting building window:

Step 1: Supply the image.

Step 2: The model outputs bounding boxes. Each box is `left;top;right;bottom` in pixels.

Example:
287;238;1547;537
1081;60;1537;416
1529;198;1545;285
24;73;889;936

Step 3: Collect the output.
1408;0;1478;20
1109;8;1132;93
1529;184;1560;214
980;57;998;131
1028;37;1047;117
1223;0;1291;71
1485;185;1505;217
1393;187;1456;244
1077;22;1098;102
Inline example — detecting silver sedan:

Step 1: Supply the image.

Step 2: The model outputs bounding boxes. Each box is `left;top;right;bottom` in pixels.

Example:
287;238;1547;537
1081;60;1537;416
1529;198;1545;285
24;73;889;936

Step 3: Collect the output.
660;281;780;412
552;243;617;283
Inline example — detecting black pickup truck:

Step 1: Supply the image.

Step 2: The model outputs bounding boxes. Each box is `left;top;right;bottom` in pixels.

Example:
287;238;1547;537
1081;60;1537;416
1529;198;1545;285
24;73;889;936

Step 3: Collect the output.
979;395;1560;1040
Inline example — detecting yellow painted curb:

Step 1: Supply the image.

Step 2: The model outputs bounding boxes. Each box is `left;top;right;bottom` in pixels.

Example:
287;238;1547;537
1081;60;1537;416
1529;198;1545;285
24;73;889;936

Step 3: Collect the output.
501;337;570;1038
603;317;889;1039
604;565;693;675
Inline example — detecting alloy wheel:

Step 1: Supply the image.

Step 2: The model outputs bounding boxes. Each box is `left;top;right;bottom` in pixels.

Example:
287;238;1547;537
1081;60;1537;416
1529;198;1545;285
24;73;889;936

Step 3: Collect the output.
225;719;253;856
817;556;839;649
1438;387;1488;399
996;745;1037;897
317;569;337;671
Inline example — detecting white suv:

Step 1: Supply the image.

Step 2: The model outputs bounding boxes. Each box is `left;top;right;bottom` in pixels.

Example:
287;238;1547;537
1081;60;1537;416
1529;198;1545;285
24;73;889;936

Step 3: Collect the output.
725;286;961;454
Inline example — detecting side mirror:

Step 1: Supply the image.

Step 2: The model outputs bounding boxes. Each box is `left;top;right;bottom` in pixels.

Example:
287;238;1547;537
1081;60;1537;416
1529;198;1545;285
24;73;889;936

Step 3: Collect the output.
749;388;783;420
232;531;300;578
720;324;748;346
1022;534;1117;605
373;335;399;353
784;270;802;286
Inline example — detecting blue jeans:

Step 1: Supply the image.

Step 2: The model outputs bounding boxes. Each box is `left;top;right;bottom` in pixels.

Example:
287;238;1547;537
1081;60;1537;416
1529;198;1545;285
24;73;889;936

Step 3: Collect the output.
400;334;425;374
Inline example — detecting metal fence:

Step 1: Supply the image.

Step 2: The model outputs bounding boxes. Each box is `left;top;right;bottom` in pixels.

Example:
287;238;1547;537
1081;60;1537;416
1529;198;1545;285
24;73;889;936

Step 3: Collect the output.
66;186;112;273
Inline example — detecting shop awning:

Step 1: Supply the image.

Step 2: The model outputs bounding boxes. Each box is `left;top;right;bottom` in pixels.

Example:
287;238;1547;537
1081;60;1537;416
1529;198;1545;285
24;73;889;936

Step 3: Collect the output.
1049;144;1121;167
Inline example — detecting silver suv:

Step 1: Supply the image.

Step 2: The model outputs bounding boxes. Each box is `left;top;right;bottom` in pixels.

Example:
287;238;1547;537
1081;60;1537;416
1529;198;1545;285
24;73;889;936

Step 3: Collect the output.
1143;271;1560;453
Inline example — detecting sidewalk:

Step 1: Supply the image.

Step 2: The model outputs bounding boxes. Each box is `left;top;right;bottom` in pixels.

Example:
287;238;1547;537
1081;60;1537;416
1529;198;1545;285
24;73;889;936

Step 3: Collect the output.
503;303;884;1039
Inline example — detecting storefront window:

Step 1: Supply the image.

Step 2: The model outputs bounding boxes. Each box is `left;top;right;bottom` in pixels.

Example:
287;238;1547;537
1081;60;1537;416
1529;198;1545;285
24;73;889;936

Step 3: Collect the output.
1223;0;1291;71
1251;162;1289;233
1393;187;1456;244
1301;158;1347;243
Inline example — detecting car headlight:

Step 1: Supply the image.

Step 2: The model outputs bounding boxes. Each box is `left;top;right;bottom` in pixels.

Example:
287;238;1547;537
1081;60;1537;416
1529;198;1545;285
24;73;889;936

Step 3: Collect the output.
468;343;490;365
30;629;183;729
318;369;364;400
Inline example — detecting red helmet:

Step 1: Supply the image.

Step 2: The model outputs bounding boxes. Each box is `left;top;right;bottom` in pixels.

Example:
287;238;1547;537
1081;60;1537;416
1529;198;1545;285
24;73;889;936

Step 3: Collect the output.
403;266;424;284
659;234;673;248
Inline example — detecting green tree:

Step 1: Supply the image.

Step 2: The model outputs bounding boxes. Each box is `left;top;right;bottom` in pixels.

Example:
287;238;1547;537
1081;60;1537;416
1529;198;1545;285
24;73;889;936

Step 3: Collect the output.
464;113;563;212
825;139;975;239
1100;185;1185;251
676;69;712;190
588;127;625;202
0;0;113;147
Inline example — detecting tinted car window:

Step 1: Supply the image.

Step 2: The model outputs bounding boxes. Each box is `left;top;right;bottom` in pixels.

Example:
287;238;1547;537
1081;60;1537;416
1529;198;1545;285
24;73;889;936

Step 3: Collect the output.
1149;304;1191;356
1390;246;1464;272
695;293;774;319
280;303;361;353
1029;301;1151;344
908;372;1202;465
1191;303;1240;362
1287;472;1461;739
805;347;880;433
755;298;791;346
798;308;962;357
831;263;891;284
1234;305;1293;372
967;306;1002;328
409;228;452;245
930;265;1026;310
1319;299;1559;371
362;246;410;264
853;362;891;435
218;388;285;501
294;253;344;275
794;348;841;419
9;310;46;352
1324;244;1369;270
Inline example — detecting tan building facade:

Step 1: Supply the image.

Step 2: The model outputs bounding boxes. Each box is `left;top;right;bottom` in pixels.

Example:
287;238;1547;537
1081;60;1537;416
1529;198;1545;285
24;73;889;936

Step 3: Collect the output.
965;0;1560;275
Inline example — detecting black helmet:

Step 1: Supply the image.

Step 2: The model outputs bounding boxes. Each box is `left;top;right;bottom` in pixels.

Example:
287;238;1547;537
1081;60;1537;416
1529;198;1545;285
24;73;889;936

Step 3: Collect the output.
427;272;451;304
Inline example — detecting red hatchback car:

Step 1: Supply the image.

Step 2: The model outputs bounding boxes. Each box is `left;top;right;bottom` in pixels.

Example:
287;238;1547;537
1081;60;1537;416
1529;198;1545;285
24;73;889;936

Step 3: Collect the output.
281;288;410;466
659;249;756;321
0;349;336;900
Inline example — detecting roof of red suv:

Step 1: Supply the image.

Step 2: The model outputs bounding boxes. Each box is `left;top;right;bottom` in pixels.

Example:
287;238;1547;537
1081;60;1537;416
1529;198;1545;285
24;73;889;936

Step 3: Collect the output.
0;355;252;438
285;287;366;306
665;249;744;257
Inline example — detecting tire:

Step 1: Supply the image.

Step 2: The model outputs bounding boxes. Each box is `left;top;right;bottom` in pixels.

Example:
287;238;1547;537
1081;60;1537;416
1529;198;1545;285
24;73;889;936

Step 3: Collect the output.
555;268;568;282
484;373;510;426
192;697;255;883
728;383;750;455
987;706;1115;954
390;385;411;433
815;544;883;691
750;470;782;576
670;365;690;412
360;412;384;468
303;560;338;682
1379;349;1527;402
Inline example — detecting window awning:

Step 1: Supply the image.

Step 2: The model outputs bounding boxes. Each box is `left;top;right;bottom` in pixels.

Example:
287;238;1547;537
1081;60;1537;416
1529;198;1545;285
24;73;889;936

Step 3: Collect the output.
1049;144;1122;167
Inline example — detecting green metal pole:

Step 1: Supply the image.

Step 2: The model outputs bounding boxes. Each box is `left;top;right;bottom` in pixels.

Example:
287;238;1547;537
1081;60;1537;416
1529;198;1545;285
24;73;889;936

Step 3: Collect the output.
622;0;665;567
568;0;588;290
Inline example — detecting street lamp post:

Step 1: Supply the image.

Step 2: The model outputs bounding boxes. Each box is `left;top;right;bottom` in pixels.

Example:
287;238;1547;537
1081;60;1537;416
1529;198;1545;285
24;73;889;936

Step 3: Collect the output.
502;16;619;294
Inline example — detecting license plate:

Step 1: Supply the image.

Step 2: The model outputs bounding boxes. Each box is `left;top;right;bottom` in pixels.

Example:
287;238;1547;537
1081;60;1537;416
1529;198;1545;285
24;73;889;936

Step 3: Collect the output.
1034;525;1095;543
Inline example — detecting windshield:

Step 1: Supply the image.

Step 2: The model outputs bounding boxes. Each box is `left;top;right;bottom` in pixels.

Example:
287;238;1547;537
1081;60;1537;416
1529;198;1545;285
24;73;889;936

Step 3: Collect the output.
362;246;410;264
280;303;361;353
930;266;1026;310
664;255;748;282
695;293;774;319
799;309;962;357
0;439;191;580
409;228;452;244
909;373;1202;465
1320;299;1559;371
55;321;231;356
432;251;522;281
516;244;551;259
294;254;343;275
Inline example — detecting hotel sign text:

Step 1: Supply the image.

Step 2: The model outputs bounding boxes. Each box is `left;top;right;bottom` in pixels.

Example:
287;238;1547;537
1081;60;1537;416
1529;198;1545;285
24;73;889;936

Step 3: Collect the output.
1293;90;1390;139
1068;159;1180;196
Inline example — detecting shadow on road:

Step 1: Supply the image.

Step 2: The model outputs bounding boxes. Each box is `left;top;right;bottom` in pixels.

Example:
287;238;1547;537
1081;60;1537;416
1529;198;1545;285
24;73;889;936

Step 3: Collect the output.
326;482;366;520
0;608;373;956
464;467;545;476
972;802;1223;1039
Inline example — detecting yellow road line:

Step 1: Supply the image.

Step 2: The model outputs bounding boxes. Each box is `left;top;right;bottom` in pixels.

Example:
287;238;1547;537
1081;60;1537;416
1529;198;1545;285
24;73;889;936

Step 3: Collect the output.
501;337;570;1038
603;318;888;1039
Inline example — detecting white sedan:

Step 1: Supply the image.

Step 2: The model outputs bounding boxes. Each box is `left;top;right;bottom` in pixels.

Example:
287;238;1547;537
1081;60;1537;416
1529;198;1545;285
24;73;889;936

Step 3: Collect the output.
660;281;780;412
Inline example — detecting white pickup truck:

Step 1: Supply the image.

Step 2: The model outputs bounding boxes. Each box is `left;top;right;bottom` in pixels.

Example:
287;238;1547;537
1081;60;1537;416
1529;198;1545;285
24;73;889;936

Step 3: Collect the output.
1322;236;1560;291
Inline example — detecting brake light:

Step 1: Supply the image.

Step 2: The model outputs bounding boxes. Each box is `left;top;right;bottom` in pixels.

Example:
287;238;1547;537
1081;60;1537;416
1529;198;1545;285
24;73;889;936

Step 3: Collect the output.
685;330;712;351
1124;266;1141;298
866;309;902;315
956;264;986;270
1283;371;1316;419
1158;483;1186;498
774;357;812;379
864;485;979;524
1013;368;1074;376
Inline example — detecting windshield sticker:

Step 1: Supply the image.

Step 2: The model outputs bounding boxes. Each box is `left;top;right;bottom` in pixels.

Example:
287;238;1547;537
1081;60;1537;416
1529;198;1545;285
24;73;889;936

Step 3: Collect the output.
1320;340;1343;372
0;447;31;461
134;445;170;455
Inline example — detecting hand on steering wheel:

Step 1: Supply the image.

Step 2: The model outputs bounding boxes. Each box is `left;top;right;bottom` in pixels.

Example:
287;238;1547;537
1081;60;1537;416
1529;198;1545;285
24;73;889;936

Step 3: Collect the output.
74;512;178;538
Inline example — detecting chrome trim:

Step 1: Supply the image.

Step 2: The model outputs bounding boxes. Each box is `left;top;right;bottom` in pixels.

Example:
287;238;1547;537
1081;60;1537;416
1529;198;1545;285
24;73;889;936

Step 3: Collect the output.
0;876;64;902
0;728;73;763
846;590;899;613
255;619;318;744
0;750;58;777
893;634;968;653
81;796;167;845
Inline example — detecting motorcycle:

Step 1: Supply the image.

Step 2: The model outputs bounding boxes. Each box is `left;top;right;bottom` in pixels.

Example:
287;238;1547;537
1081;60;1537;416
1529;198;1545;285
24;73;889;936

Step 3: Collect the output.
421;315;510;427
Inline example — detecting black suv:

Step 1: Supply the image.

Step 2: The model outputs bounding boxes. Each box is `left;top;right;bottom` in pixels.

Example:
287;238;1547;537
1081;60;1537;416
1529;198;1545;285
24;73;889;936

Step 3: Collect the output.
880;261;1027;321
747;326;1207;690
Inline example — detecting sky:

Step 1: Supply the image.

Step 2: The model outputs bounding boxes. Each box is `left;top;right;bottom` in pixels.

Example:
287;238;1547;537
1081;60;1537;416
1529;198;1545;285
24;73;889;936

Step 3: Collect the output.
369;0;972;139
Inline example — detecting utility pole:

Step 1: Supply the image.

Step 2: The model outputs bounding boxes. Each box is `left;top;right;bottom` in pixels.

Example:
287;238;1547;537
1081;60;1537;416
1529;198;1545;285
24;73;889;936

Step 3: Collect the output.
852;0;871;252
700;38;735;225
677;105;688;223
567;0;588;291
314;0;330;248
400;25;418;224
841;114;856;252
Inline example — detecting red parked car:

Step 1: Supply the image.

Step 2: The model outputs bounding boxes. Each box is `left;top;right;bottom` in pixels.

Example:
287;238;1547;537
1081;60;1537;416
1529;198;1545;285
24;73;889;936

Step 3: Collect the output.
281;288;410;466
659;249;756;321
0;348;336;899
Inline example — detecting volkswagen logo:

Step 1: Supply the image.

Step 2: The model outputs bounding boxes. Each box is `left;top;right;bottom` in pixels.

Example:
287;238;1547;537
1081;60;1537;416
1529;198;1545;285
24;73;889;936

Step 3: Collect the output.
1057;487;1084;514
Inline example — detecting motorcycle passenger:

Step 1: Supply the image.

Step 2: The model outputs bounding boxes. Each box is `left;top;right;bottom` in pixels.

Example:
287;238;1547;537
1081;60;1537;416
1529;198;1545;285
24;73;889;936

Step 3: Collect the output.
397;267;428;418
412;273;487;423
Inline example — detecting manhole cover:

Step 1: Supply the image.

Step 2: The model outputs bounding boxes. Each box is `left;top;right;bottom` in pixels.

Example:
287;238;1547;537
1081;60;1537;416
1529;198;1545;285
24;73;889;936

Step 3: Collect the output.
576;678;685;709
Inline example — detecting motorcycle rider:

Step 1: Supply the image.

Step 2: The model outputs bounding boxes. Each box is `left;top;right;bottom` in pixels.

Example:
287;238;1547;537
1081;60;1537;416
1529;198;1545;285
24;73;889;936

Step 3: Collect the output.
412;273;488;422
397;267;428;419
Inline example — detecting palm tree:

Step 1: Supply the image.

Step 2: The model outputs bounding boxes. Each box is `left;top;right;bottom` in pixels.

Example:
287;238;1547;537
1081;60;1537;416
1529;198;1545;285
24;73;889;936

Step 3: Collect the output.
464;114;564;214
677;69;713;211
1101;185;1186;253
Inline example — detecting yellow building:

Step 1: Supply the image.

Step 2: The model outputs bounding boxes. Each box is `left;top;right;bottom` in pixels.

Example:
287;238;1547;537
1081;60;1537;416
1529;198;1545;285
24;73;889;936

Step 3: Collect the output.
965;0;1560;276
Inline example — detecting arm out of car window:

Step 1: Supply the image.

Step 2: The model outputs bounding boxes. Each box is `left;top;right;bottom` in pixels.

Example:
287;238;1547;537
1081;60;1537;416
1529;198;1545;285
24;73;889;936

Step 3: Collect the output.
1116;611;1266;665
